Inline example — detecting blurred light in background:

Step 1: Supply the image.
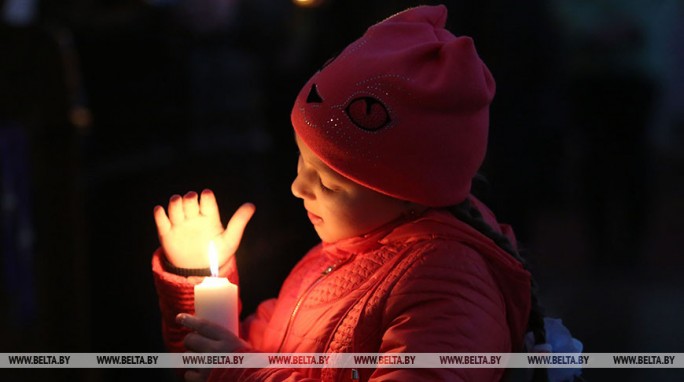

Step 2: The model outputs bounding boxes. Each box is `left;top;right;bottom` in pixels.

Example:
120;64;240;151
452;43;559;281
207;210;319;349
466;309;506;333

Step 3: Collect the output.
1;0;38;26
292;0;325;9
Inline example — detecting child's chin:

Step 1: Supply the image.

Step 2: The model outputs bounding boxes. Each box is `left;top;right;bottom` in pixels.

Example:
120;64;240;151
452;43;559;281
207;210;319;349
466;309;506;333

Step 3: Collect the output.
316;228;341;244
313;227;327;241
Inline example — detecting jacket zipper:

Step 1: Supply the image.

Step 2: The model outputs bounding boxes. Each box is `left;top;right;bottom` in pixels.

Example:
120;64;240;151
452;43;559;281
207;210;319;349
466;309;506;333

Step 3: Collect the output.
277;261;347;353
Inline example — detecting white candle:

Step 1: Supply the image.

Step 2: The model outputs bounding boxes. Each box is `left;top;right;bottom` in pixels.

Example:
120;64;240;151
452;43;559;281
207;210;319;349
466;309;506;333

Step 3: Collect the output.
194;241;239;335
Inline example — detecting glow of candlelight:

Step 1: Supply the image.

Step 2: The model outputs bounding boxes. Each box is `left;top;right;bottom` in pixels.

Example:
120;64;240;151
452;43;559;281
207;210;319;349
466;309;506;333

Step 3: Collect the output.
208;241;219;277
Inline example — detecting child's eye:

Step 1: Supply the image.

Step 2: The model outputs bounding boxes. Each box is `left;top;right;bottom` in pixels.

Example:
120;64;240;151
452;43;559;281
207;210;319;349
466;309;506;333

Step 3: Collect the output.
319;178;334;193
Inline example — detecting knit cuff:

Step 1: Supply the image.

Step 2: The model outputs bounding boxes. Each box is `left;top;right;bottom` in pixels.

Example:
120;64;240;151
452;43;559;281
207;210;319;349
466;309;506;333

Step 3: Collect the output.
162;256;212;277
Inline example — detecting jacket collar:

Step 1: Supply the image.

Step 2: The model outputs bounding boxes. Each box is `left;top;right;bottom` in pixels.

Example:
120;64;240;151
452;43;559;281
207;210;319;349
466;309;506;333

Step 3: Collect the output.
320;208;460;261
320;213;412;262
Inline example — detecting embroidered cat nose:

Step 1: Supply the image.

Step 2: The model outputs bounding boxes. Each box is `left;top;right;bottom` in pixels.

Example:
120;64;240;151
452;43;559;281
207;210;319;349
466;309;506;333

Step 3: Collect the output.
306;84;323;104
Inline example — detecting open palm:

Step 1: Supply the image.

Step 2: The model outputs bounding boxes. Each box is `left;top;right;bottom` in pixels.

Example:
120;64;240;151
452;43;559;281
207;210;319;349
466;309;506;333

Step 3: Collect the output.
154;189;255;269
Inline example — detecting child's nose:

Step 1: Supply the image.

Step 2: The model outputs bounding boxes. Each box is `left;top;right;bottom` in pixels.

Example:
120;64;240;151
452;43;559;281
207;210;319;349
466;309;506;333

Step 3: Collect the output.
291;173;314;200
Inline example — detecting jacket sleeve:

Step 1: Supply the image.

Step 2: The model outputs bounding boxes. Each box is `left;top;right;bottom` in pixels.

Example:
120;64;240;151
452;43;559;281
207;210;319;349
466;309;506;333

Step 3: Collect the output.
151;248;241;353
368;243;512;381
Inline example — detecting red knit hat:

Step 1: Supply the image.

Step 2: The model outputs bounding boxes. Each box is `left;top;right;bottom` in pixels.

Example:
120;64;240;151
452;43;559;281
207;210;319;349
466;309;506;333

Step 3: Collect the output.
291;5;495;207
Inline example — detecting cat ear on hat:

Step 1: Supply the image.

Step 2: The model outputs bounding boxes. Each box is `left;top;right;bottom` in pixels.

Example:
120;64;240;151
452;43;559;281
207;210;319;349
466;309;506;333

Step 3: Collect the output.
438;37;496;108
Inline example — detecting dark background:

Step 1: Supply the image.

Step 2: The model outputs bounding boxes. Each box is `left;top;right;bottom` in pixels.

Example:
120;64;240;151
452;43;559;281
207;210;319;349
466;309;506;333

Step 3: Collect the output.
1;0;683;381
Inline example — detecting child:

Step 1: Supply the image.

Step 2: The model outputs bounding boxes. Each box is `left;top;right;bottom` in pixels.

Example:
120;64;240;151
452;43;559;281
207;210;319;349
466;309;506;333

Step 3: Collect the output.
152;5;581;382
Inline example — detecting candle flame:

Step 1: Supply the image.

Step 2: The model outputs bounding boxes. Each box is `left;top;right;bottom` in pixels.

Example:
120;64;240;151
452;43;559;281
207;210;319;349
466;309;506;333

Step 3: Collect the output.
208;241;219;277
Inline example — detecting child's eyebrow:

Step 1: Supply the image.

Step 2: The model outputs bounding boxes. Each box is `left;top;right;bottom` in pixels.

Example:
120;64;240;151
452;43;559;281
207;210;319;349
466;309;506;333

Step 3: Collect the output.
293;134;349;183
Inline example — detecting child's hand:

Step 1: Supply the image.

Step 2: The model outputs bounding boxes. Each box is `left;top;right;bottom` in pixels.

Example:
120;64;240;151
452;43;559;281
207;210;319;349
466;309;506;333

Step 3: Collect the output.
154;189;255;269
176;313;251;382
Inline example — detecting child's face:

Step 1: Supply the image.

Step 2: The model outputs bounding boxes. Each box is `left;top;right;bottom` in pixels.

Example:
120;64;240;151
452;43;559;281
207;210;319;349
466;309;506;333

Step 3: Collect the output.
291;135;407;243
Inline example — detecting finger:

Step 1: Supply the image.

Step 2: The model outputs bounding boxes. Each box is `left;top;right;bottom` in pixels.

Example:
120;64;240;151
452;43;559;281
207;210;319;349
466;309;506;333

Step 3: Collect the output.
199;189;220;218
177;313;231;341
222;203;256;254
168;194;185;224
183;191;200;218
153;205;171;237
183;332;220;353
183;327;247;354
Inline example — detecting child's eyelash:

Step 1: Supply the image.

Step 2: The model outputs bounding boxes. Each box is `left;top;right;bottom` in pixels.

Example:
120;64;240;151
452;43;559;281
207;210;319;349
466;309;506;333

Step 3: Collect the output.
319;178;334;193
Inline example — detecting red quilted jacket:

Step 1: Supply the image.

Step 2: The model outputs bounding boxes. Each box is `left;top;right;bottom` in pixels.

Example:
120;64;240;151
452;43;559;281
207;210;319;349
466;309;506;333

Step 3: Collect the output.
152;197;531;381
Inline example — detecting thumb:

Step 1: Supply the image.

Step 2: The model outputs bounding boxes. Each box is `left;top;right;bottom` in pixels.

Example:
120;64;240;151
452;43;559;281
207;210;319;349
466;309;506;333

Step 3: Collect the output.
221;202;256;255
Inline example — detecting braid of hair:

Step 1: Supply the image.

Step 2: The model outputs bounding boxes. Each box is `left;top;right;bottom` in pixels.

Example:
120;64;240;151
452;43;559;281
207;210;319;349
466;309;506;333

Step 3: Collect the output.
447;199;548;382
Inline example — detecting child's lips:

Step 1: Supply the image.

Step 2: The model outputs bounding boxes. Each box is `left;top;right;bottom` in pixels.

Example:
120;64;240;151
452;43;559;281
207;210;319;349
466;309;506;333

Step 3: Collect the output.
307;211;323;225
